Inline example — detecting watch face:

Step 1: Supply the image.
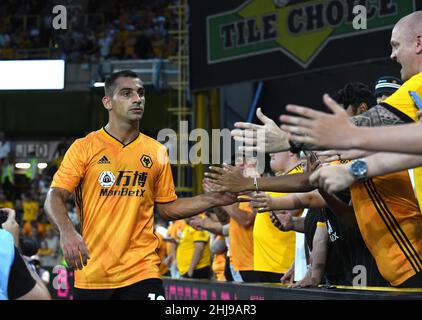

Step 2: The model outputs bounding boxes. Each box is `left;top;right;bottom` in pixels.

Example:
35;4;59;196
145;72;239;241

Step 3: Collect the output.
351;160;367;179
354;161;367;175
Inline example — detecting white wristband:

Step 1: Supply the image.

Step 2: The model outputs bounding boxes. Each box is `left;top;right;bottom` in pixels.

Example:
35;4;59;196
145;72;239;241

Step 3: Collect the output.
253;177;259;191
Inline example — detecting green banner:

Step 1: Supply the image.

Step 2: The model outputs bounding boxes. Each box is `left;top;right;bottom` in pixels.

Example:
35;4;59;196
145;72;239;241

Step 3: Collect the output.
207;0;414;67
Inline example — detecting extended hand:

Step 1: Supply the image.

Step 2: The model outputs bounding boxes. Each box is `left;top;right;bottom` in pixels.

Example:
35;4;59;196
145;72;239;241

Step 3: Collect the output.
270;211;294;231
280;267;294;285
280;94;357;149
309;164;355;194
212;191;243;207
290;274;319;288
231;108;290;153
189;216;205;231
204;164;251;193
250;192;273;212
60;229;90;270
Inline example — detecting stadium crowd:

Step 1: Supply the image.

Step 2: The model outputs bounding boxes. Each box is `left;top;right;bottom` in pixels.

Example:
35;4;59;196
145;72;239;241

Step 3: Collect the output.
0;0;178;61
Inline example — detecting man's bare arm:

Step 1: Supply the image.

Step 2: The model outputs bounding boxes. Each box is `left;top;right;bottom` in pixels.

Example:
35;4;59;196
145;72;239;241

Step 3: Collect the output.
349;104;405;127
187;242;205;277
250;190;326;212
205;165;314;193
156;192;238;220
44;188;74;233
318;190;356;227
346;122;422;154
223;204;255;228
44;188;90;270
189;216;225;236
310;152;422;194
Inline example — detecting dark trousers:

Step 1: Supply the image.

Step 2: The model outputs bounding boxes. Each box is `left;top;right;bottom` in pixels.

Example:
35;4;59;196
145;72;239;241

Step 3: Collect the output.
224;256;234;282
253;271;284;283
181;266;211;279
73;278;165;300
239;270;261;282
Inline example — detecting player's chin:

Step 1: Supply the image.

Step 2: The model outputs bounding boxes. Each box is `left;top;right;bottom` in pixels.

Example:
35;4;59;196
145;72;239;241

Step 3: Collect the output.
128;113;143;121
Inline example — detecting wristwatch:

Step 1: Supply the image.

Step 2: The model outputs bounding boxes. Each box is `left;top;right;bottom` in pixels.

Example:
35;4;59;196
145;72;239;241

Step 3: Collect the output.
349;159;368;181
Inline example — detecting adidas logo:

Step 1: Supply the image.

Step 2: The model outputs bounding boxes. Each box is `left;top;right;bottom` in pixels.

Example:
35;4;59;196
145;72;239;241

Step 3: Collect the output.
97;156;110;164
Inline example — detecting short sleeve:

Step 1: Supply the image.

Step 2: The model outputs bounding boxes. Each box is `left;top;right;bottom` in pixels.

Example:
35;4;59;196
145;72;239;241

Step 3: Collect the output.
51;139;88;193
193;230;210;243
383;73;422;122
316;221;327;228
154;147;177;203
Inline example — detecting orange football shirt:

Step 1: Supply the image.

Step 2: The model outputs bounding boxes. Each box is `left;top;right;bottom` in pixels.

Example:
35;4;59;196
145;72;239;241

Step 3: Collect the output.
52;128;177;289
229;202;254;271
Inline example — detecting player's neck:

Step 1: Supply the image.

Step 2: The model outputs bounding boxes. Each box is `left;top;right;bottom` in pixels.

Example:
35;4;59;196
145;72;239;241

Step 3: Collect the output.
104;121;139;145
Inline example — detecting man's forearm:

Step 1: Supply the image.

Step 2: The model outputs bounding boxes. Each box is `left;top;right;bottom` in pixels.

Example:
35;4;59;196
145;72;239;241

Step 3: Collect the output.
188;243;204;275
310;226;328;283
199;220;224;236
349;122;422;154
213;207;230;224
271;191;324;211
158;194;226;220
44;189;75;233
365;152;422;177
318;190;356;227
256;172;315;193
223;204;254;228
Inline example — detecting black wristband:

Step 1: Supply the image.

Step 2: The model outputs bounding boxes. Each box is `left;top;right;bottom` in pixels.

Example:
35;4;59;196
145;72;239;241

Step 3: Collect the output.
289;140;303;154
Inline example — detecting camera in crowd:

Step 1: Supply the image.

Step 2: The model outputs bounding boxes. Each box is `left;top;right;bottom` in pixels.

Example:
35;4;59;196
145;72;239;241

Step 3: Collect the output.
0;209;8;227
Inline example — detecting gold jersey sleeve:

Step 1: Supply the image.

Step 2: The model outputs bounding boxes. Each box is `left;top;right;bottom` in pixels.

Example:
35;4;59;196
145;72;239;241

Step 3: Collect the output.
51;138;88;193
383;72;422;122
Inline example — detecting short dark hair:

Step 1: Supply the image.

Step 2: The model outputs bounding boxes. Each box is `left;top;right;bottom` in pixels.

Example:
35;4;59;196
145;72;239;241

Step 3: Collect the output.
332;82;377;112
104;70;140;97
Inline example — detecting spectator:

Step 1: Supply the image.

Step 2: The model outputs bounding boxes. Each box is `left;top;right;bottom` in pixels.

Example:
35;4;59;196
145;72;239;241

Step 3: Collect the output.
210;233;227;281
374;76;403;104
165;219;186;278
177;215;211;279
252;151;302;283
22;193;39;223
224;157;258;282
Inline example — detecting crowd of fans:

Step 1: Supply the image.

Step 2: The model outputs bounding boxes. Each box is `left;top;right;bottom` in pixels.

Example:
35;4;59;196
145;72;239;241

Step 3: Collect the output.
0;0;179;61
